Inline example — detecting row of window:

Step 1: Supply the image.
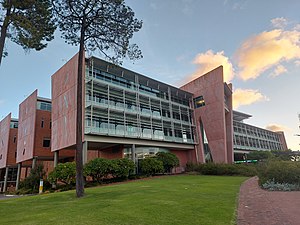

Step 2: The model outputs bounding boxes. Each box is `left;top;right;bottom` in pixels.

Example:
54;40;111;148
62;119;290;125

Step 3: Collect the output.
234;134;282;150
37;101;52;111
87;67;191;106
233;122;280;142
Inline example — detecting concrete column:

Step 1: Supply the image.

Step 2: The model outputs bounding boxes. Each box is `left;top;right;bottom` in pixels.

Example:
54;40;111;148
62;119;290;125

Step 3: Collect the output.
32;157;37;169
132;144;137;174
15;163;21;191
83;141;88;165
54;151;59;168
3;167;9;193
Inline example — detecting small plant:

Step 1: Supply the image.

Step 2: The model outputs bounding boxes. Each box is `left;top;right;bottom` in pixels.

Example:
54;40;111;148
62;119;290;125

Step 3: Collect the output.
262;179;300;191
18;164;46;194
48;162;76;187
139;158;163;176
156;152;179;173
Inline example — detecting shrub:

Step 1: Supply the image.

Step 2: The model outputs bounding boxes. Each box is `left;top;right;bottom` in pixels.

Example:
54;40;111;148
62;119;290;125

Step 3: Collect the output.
262;179;300;191
19;164;45;193
257;161;300;186
112;158;135;179
48;162;76;186
247;151;272;160
186;162;199;172
186;163;257;177
84;158;116;183
156;152;179;173
139;158;163;176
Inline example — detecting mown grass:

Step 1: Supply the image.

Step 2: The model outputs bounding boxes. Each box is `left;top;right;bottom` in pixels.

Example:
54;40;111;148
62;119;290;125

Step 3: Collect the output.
0;175;247;225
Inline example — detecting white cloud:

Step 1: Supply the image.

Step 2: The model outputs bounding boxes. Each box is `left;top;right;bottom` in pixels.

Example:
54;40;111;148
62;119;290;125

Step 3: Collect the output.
294;60;300;66
186;50;234;83
233;88;269;109
271;17;288;29
270;64;287;77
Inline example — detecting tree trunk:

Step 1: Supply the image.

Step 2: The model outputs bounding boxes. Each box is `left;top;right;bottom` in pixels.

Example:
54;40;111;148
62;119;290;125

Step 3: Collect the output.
75;18;86;198
0;0;12;65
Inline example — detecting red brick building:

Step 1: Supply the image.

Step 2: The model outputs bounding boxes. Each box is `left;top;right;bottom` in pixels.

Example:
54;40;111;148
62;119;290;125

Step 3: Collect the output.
0;114;18;192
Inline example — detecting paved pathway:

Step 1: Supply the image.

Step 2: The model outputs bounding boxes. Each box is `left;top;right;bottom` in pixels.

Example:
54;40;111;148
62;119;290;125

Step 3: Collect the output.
237;177;300;225
0;194;22;200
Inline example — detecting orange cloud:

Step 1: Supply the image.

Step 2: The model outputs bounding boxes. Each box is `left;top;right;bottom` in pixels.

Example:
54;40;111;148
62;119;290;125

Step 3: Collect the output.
235;28;300;80
186;50;234;83
266;124;289;132
233;88;269;109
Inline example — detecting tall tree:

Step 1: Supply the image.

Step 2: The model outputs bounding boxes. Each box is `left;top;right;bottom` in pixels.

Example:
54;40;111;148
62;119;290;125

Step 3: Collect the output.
0;0;55;65
52;0;142;197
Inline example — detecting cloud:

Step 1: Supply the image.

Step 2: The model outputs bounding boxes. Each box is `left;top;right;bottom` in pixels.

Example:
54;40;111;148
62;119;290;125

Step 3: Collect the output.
235;27;300;80
233;88;269;109
266;124;289;132
270;64;287;77
271;17;287;28
294;60;300;66
223;0;248;10
0;99;4;106
187;50;234;83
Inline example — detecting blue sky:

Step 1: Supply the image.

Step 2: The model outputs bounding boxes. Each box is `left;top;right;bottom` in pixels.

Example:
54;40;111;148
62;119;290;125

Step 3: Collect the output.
0;0;300;150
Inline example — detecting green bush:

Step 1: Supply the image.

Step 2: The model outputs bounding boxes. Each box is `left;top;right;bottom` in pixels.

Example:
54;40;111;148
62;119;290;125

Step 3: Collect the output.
186;162;199;172
48;162;76;186
84;158;116;182
156;152;179;173
139;158;163;176
257;161;300;186
112;158;135;179
186;163;257;177
19;164;45;193
247;151;272;160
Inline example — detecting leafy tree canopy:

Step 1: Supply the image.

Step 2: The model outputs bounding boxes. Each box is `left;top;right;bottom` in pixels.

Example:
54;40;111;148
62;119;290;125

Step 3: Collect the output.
52;0;143;64
0;0;56;64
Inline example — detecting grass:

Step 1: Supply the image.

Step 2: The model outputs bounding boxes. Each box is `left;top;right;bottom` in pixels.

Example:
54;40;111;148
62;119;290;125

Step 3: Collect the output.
0;175;247;225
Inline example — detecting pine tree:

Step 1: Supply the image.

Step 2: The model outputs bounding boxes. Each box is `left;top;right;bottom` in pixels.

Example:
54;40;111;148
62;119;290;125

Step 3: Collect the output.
52;0;142;197
0;0;56;65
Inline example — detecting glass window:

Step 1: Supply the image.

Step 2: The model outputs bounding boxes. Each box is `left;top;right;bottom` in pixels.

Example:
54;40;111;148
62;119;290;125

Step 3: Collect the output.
193;96;205;108
43;139;51;148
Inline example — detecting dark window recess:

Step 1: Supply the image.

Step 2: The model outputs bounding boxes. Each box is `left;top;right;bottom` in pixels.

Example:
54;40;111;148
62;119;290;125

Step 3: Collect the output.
193;96;205;108
0;154;2;160
43;139;51;148
23;149;25;155
13;136;16;143
50;121;52;129
41;119;44;128
15;151;17;158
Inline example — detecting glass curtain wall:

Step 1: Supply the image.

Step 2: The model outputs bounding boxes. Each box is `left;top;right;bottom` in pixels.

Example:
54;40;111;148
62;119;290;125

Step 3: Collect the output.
84;59;196;145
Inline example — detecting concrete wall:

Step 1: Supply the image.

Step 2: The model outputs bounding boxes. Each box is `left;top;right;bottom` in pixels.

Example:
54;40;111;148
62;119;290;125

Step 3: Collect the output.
276;131;288;150
181;66;233;163
0;114;11;169
17;90;37;163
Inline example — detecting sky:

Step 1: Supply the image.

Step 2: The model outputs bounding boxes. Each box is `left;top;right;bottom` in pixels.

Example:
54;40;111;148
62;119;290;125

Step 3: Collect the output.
0;0;300;150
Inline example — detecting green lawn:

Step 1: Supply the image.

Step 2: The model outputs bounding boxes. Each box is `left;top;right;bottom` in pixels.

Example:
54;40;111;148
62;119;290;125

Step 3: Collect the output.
0;175;247;225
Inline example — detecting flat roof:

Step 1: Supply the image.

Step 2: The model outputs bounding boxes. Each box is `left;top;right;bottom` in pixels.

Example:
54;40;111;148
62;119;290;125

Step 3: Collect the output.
37;96;51;103
233;110;252;122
